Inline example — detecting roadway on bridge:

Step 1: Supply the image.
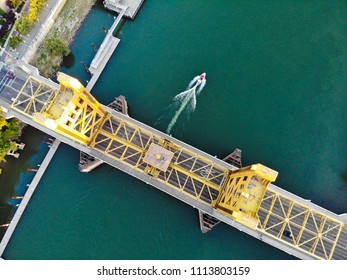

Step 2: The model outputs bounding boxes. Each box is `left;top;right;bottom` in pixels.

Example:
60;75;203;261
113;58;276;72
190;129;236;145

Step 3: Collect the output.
0;63;346;260
0;67;26;104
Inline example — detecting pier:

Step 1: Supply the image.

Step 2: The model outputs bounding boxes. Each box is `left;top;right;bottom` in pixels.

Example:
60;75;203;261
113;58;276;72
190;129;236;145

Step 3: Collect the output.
0;139;61;258
103;0;145;19
86;7;127;91
0;64;345;259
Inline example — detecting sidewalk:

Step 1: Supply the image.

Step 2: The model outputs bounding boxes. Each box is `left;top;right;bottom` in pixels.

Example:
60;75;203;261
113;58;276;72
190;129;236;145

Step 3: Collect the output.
8;0;66;62
0;0;30;60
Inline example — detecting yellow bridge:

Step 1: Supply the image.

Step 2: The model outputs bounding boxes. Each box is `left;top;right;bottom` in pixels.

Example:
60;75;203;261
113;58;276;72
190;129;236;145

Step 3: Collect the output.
1;68;346;260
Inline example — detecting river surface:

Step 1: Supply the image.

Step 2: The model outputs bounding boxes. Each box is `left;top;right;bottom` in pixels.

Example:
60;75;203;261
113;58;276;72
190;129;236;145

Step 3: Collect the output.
3;0;347;259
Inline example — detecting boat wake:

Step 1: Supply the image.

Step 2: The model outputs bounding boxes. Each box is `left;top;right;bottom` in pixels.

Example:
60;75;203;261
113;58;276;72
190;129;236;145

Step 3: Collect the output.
165;73;206;135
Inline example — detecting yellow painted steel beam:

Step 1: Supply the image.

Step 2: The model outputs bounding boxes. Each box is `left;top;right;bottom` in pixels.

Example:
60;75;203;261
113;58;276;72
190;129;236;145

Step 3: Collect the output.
96;128;144;153
260;230;325;260
11;77;32;115
295;209;310;245
91;115;226;200
258;189;345;259
311;216;326;255
328;224;344;259
11;77;58;117
215;164;277;222
277;200;294;239
260;194;277;229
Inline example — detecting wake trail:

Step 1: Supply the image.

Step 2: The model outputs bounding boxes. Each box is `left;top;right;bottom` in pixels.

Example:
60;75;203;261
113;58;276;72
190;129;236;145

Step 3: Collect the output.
166;74;206;134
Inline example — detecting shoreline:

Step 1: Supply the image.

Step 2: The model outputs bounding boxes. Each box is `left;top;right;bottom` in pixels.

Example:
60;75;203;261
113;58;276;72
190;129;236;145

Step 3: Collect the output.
0;3;127;255
0;0;98;246
0;139;61;258
30;0;98;78
0;121;25;171
0;126;49;241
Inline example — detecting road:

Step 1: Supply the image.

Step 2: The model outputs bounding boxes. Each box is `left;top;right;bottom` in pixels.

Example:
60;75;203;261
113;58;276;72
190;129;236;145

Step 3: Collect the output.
0;65;26;103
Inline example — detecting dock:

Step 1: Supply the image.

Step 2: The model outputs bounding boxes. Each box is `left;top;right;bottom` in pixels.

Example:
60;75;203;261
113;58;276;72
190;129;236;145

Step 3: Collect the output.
0;139;61;257
103;0;145;20
86;7;126;91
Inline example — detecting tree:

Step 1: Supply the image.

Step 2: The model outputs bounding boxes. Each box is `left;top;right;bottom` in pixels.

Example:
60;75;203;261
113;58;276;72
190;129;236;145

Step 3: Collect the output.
3;119;19;139
28;6;38;22
13;1;48;36
0;108;7;130
0;109;19;162
15;13;34;35
6;0;14;9
5;10;15;23
9;35;22;49
30;0;45;11
44;37;70;56
8;0;23;8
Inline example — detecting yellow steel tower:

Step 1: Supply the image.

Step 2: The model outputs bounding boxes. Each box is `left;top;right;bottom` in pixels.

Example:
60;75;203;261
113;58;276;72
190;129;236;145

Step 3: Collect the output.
32;73;107;145
215;164;278;229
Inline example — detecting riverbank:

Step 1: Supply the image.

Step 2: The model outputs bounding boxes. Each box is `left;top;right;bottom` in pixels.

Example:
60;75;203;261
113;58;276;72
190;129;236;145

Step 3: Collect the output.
30;0;97;77
0;139;60;257
0;111;25;173
0;126;47;241
0;0;125;246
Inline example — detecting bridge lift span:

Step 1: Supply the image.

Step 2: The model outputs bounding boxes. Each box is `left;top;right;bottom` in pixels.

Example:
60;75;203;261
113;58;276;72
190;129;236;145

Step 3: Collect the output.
5;71;347;260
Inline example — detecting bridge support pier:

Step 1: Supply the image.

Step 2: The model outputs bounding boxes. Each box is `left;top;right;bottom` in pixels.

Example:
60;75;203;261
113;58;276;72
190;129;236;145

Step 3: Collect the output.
198;210;220;233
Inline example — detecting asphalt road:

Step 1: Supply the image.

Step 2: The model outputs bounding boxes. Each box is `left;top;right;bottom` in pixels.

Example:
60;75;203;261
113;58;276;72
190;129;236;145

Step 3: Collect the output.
0;66;26;104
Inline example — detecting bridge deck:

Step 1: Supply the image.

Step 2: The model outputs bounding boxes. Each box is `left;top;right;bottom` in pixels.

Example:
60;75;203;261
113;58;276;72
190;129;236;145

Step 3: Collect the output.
258;188;345;260
93;113;227;205
0;63;345;260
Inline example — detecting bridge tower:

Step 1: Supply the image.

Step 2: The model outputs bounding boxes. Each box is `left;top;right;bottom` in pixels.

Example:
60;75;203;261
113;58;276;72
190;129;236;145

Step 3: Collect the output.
215;164;278;229
33;73;108;145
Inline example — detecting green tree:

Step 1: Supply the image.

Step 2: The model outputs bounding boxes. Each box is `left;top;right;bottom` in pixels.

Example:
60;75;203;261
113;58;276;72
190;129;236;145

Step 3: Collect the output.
0;108;7;130
8;35;22;49
44;37;70;56
15;13;34;35
3;119;19;139
0;108;19;162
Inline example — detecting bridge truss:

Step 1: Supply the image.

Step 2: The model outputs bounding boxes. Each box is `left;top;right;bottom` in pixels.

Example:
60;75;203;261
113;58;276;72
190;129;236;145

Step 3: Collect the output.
7;72;346;260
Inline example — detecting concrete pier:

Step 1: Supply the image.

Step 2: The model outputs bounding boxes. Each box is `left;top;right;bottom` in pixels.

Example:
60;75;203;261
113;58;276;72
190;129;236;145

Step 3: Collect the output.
86;7;126;91
0;139;61;258
103;0;144;19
